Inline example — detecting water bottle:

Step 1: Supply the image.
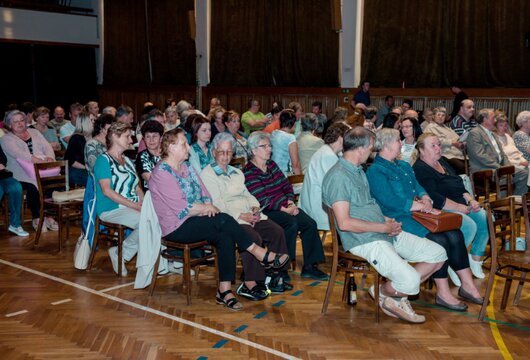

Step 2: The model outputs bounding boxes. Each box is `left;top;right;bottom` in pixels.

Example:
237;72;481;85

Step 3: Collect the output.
348;275;357;306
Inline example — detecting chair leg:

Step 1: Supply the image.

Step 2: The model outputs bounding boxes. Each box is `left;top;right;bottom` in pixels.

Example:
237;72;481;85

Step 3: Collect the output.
479;263;497;321
117;227;124;277
88;218;100;271
184;246;192;305
512;271;526;306
320;230;328;243
342;272;350;303
149;253;162;296
34;210;45;247
500;268;514;310
321;258;338;314
58;209;63;253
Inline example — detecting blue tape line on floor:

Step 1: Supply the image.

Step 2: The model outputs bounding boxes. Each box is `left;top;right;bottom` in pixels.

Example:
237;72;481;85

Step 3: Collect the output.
254;311;267;319
291;290;303;296
272;300;285;307
308;281;321;287
233;325;248;333
212;339;229;348
197;357;207;360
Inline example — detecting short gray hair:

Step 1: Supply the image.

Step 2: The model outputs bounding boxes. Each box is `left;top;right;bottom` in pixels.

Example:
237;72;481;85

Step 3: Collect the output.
515;111;530;128
176;100;192;118
211;132;236;152
301;113;318;132
3;110;25;128
374;128;400;152
247;131;270;158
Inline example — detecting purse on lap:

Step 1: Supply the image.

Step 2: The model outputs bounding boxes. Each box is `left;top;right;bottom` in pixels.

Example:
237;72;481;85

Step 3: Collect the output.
412;211;462;233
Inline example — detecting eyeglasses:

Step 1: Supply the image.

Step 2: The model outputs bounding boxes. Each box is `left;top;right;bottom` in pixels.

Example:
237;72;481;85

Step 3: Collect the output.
216;150;233;156
257;144;272;149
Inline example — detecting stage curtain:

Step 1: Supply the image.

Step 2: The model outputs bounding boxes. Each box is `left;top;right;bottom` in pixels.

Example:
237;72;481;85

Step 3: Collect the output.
362;0;530;87
210;0;339;86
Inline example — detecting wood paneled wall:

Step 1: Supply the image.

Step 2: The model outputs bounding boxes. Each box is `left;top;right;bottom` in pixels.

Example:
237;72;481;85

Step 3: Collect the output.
98;86;530;124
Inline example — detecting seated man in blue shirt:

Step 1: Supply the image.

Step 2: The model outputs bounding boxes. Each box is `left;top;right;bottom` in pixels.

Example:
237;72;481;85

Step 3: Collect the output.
322;126;447;324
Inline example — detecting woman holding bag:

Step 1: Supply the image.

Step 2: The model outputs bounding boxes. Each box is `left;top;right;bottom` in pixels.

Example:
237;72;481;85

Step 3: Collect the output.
366;129;482;311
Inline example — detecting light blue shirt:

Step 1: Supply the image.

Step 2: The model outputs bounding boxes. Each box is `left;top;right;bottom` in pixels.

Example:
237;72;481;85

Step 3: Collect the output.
271;130;296;175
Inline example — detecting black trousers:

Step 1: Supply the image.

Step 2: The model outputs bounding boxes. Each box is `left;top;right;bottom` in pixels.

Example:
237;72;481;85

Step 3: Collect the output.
164;213;253;282
240;219;289;281
426;229;470;279
20;182;40;219
264;209;325;267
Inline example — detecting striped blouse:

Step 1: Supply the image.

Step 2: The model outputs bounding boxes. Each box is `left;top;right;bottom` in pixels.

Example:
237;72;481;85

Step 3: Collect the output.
243;160;294;211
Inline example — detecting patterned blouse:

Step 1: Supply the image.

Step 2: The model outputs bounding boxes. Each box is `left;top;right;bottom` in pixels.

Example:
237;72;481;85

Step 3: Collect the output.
513;130;530;162
191;142;214;169
135;149;160;190
84;139;106;176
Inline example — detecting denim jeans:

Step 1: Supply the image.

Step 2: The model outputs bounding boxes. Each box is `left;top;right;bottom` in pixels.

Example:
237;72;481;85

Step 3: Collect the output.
0;177;23;227
448;208;489;257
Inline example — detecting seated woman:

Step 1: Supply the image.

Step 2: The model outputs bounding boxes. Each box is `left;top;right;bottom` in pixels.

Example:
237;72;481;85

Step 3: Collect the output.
223;110;250;162
423;107;466;174
244;131;327;281
366;129;483;311
201;132;291;295
209;106;226;139
495;112;529;170
1;110;58;231
299;122;350;230
164;105;179;132
512;111;530;163
64;112;92;187
412;133;488;279
297;113;324;174
270;110;302;175
189;115;213;170
400;116;422;163
94;122;143;276
262;105;283;134
30;106;61;151
149;128;289;310
135;120;163;191
0;144;28;237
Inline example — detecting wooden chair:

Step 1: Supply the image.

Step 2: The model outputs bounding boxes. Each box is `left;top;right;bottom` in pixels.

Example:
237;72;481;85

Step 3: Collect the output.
0;195;9;231
462;146;470;176
494;165;514;199
471;169;494;204
321;206;381;322
149;239;217;305
229;157;246;168
33;161;83;252
88;216;128;277
287;174;305;270
479;198;530;321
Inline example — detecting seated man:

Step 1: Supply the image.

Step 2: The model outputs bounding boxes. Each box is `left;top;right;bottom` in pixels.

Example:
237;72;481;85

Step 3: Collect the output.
467;108;529;195
322;127;447;324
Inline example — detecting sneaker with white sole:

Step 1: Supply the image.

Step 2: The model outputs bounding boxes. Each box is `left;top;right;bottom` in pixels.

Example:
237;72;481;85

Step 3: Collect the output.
468;254;485;279
382;297;426;324
369;285;398;319
108;246;127;276
169;261;195;276
32;219;48;233
447;266;462;287
8;225;29;237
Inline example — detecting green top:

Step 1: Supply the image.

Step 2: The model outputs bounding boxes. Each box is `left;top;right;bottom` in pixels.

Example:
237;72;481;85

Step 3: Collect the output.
241;111;266;135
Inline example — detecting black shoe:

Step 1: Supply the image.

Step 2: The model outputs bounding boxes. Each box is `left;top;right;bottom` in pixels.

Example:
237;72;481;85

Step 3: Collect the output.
236;283;269;301
281;270;291;283
301;265;329;280
435;295;468;312
267;272;286;293
458;287;484;305
282;281;293;291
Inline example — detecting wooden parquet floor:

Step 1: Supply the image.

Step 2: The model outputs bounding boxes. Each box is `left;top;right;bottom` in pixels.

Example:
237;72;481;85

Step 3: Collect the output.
0;224;529;359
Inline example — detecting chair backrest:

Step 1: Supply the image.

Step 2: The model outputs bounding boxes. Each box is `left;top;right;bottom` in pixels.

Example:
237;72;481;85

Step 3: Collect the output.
229;157;246;168
520;193;530;251
325;205;340;266
462;146;470;176
34;161;68;203
490;197;516;252
484;202;499;267
472;169;494;203
495;165;515;199
288;174;305;185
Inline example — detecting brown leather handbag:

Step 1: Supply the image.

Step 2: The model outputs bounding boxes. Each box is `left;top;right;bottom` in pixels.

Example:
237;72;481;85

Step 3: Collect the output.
412;211;462;233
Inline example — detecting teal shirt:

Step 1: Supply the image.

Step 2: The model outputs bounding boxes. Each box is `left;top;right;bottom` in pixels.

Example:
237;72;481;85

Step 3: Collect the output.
322;158;394;251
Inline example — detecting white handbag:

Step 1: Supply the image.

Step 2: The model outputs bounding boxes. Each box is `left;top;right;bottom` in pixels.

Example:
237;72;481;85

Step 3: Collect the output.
73;187;95;270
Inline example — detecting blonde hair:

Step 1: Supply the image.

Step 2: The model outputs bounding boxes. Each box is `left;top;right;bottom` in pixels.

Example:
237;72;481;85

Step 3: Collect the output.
411;132;438;164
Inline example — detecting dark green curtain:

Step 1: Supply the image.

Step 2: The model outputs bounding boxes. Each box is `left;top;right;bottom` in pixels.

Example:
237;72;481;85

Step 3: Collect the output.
362;0;530;87
103;0;195;86
210;0;339;86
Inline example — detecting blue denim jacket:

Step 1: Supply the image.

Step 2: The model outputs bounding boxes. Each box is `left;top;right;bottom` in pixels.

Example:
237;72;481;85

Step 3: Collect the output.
366;155;429;237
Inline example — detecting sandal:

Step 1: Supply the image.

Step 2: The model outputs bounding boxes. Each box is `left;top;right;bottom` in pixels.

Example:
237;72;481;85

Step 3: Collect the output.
260;250;290;270
215;289;243;311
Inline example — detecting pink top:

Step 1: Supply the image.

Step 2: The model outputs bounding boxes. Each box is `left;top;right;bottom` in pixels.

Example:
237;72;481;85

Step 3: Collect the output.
149;161;212;236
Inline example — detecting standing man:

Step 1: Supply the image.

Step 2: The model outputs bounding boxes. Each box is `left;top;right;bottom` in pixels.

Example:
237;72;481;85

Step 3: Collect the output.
353;80;371;106
450;99;476;137
450;82;469;119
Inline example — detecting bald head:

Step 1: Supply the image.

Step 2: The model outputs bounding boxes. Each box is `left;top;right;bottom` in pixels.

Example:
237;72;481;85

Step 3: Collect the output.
459;99;475;120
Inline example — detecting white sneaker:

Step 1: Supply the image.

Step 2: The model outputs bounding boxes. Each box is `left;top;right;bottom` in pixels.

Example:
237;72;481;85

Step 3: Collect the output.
108;246;127;276
382;297;426;324
369;284;398;319
468;254;485;279
32;219;48;233
8;225;29;237
169;261;195;276
447;266;462;287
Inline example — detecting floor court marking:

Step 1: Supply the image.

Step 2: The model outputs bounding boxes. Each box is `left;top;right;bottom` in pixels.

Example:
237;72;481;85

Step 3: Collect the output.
100;281;136;292
486;277;513;360
5;310;28;317
51;298;72;305
0;258;299;360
